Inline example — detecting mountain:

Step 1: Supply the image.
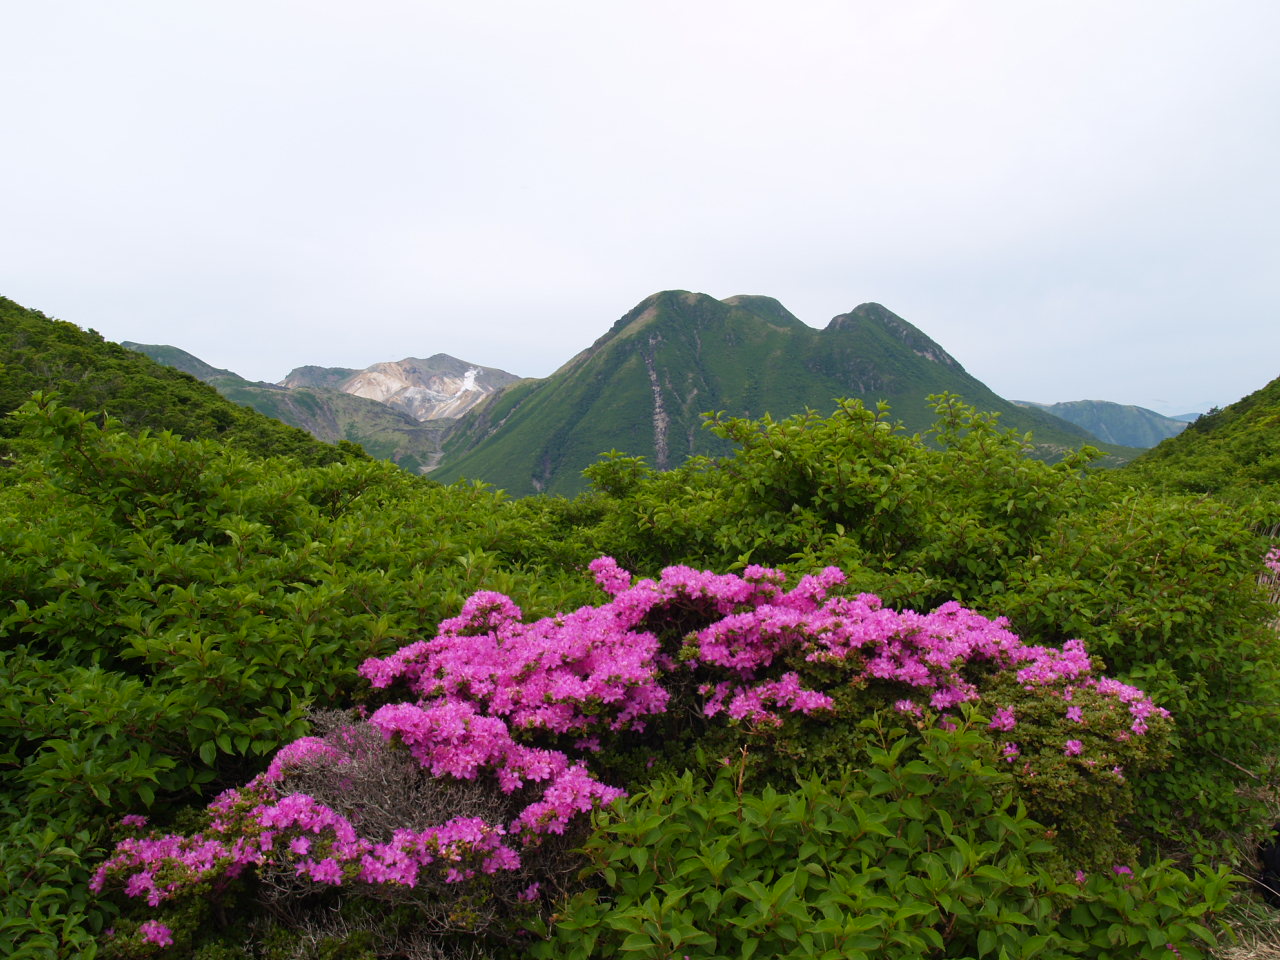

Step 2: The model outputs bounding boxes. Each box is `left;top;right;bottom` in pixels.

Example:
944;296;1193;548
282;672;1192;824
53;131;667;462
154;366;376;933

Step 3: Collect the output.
282;356;521;421
0;296;346;465
1016;399;1188;448
1124;375;1280;494
123;343;453;474
119;341;239;381
431;291;1120;496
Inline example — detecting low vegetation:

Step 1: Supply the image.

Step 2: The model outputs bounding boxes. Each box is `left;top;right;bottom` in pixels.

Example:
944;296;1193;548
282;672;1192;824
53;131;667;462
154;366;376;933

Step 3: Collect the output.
3;298;1279;958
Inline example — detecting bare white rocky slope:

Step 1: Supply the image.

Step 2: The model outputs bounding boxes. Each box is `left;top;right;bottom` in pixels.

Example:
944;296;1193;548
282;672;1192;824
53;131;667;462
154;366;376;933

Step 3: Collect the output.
282;355;521;421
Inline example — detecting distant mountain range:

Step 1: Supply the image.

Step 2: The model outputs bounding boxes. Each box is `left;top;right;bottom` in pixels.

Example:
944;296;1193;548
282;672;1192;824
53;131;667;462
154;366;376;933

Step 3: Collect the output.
1015;399;1190;448
119;290;1172;494
122;344;514;473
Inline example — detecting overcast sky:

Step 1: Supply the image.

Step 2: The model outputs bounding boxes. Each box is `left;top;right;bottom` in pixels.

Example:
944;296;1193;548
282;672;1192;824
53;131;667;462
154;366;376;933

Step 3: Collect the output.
3;1;1277;416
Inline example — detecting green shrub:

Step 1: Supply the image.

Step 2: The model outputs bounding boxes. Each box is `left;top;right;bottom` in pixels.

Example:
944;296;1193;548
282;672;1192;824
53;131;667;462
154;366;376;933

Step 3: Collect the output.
537;715;1233;960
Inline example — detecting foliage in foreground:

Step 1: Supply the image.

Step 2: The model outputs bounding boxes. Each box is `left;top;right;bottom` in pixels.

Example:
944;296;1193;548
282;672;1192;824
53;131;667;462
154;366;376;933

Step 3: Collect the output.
543;726;1234;960
3;388;1278;957
0;398;594;958
91;559;1210;957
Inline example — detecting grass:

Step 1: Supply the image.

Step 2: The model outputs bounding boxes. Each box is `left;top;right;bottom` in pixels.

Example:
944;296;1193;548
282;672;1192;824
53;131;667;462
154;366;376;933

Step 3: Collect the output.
1219;552;1280;957
1220;893;1280;959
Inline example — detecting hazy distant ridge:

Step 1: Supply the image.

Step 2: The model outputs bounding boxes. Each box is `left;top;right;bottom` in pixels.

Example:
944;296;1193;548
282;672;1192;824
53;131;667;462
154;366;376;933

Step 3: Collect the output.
123;342;456;473
1016;399;1190;448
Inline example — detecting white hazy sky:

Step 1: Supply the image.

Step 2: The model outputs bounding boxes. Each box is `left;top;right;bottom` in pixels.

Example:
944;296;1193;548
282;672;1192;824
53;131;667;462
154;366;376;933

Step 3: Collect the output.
3;1;1277;416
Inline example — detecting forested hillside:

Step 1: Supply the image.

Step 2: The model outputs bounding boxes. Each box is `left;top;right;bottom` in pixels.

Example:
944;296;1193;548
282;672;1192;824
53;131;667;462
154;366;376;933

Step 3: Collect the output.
0;297;352;465
124;341;452;474
1124;372;1280;494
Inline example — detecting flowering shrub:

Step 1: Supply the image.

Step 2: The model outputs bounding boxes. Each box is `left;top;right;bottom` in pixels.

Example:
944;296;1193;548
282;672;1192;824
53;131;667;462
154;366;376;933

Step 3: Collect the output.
1265;545;1280;575
581;397;1280;850
92;559;1173;955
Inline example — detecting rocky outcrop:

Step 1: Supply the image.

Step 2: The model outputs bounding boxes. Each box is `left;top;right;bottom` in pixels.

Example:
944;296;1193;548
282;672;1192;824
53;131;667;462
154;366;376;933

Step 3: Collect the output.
282;355;521;421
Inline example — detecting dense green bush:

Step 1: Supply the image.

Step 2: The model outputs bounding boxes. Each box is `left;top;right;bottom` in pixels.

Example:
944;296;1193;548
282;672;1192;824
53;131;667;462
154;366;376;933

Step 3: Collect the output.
539;717;1233;960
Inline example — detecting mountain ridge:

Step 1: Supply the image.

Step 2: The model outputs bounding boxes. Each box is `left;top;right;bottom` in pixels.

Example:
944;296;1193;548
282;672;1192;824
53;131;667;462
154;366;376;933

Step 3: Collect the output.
1124;374;1280;493
87;291;1158;495
0;297;347;465
431;291;1119;496
282;354;520;421
1015;399;1189;448
123;342;454;473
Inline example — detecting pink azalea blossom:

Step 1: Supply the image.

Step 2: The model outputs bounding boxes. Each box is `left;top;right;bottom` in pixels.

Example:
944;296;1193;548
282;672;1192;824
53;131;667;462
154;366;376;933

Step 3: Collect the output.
989;707;1016;732
139;920;173;947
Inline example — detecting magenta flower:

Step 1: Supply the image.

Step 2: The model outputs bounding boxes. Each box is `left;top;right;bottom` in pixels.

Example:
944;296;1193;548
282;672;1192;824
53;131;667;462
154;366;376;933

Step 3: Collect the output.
138;920;173;947
988;707;1016;731
1064;739;1083;757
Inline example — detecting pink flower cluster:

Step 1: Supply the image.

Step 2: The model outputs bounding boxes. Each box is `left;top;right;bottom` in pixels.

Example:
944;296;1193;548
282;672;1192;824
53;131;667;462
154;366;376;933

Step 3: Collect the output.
366;699;622;834
360;586;670;737
94;557;1171;934
93;775;531;911
1265;545;1280;575
138;920;173;947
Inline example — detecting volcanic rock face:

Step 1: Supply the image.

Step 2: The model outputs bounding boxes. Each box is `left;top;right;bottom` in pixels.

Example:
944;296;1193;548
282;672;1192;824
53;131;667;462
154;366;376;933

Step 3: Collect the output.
284;355;522;421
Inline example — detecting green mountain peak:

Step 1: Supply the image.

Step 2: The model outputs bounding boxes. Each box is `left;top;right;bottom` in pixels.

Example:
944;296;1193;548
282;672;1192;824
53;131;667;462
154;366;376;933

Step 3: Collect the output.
826;303;963;371
433;292;1109;496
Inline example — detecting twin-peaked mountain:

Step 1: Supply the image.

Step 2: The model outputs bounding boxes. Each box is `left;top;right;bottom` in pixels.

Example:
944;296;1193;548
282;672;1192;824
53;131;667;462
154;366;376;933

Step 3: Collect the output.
117;290;1136;495
432;291;1103;495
